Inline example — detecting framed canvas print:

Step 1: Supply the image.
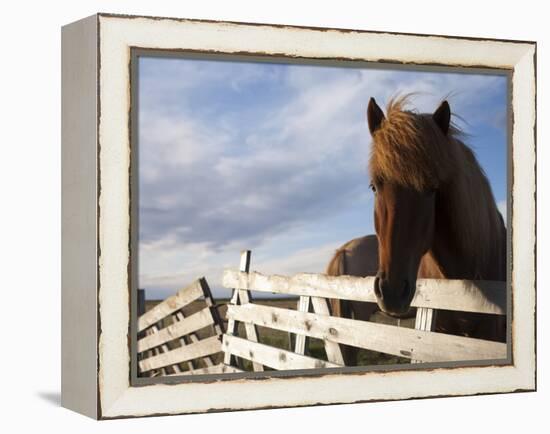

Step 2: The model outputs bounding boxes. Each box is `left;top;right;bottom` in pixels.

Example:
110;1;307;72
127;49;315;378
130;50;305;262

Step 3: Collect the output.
61;13;536;419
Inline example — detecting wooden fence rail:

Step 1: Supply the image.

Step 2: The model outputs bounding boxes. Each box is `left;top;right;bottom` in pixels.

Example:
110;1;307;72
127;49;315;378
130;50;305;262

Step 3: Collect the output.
225;303;506;363
222;270;506;315
137;277;240;377
222;254;507;372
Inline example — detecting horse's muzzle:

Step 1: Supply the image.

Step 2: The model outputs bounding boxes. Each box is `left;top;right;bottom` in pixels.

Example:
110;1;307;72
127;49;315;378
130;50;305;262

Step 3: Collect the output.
374;275;414;316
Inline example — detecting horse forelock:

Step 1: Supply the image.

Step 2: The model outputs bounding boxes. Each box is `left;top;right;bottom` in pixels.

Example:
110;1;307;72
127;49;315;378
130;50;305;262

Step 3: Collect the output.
368;95;461;191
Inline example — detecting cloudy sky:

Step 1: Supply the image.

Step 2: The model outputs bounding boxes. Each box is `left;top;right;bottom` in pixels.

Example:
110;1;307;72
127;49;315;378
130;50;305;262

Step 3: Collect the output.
137;55;508;300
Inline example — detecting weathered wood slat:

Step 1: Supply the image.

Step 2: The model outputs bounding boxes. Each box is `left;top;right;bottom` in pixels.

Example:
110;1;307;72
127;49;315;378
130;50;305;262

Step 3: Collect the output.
144;327;166;376
167;364;243;376
174;311;214;368
414;307;436;332
226;304;506;362
223;335;341;370
137;307;215;352
225;251;250;355
173;311;197;371
138;278;207;331
153;324;182;374
222;270;506;315
139;335;222;372
294;296;310;355
412;307;436;364
310;296;345;365
223;251;264;372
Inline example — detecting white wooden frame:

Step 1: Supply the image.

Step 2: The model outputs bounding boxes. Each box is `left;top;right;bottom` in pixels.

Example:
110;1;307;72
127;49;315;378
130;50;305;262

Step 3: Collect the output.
61;13;536;419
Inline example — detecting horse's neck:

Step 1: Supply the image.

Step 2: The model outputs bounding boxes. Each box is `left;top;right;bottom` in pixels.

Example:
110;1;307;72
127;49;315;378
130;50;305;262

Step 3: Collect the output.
418;251;446;278
421;198;475;279
420;173;506;281
419;243;469;279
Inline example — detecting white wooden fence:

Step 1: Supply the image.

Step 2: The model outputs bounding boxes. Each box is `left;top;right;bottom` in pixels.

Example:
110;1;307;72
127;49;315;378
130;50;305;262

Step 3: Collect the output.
137;278;241;377
221;251;507;371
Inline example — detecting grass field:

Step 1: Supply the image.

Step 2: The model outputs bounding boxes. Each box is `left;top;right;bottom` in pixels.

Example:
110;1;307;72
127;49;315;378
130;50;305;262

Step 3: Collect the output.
143;297;413;371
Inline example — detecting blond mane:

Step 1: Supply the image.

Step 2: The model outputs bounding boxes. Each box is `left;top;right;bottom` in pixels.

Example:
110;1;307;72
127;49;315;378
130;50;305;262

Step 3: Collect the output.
369;95;463;191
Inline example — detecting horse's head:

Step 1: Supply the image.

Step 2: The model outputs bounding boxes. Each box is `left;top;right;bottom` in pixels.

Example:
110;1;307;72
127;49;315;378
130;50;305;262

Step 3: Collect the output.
367;97;454;316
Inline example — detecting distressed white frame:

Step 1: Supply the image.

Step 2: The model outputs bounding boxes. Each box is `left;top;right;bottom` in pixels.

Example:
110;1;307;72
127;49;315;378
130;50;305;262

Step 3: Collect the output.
62;13;536;419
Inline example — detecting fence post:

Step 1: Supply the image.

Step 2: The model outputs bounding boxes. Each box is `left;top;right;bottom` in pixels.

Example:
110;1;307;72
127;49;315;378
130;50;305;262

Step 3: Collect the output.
224;250;264;372
294;296;311;355
411;307;437;363
136;289;152;375
310;296;345;365
137;289;146;316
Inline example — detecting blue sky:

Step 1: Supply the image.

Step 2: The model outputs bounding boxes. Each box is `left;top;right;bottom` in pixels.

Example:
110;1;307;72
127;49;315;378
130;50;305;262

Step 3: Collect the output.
138;56;508;299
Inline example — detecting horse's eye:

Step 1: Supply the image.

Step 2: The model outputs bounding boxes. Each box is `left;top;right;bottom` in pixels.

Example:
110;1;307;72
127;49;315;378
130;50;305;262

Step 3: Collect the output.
369;183;377;193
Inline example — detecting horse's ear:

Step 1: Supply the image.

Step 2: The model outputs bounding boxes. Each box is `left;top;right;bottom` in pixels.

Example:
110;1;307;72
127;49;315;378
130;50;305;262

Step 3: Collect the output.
433;100;451;135
367;97;385;135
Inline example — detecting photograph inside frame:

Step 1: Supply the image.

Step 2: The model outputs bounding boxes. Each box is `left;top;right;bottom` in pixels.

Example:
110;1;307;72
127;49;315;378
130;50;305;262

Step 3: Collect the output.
132;52;509;380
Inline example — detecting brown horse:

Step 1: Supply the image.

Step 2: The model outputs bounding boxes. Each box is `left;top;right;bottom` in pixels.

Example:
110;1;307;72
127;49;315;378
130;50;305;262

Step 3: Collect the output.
367;96;506;342
326;235;379;317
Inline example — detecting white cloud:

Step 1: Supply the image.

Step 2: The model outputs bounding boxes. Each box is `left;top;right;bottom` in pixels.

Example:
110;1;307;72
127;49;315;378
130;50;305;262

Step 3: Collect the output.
258;242;341;277
139;230;335;299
